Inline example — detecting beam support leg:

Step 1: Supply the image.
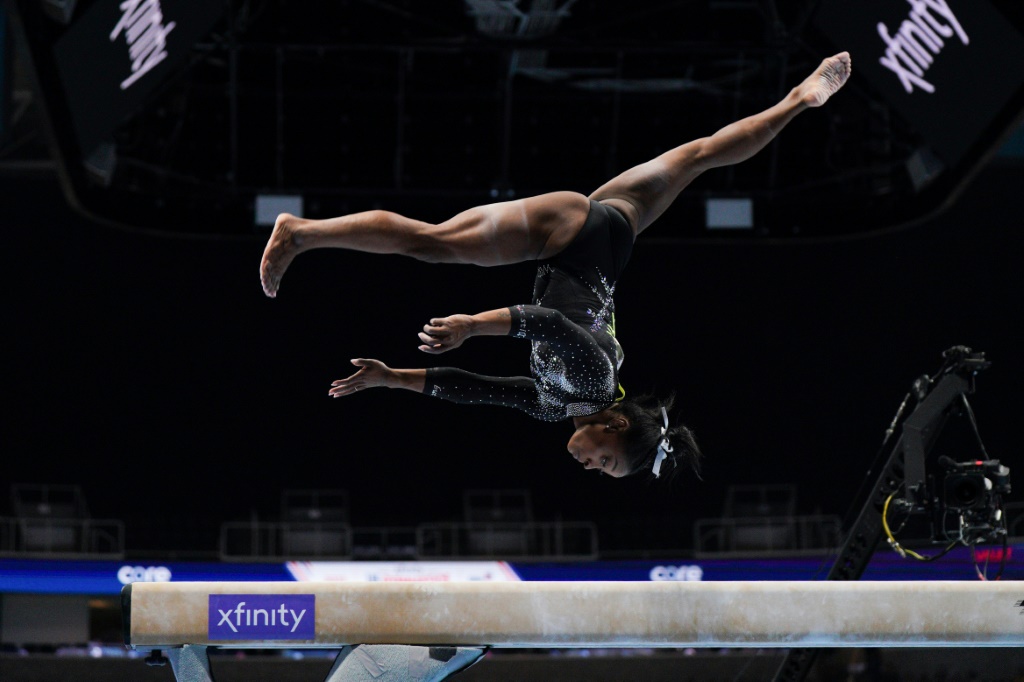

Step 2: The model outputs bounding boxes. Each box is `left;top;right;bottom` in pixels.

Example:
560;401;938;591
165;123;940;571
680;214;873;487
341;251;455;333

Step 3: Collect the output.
324;644;486;682
167;644;215;682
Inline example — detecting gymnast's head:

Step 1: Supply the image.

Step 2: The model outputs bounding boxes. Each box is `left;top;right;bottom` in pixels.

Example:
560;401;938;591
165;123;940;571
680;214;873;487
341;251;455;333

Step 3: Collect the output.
567;391;703;482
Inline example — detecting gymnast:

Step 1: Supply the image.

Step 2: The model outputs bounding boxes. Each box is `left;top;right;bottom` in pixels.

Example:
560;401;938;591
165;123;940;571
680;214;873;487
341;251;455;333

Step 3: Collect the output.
260;52;852;482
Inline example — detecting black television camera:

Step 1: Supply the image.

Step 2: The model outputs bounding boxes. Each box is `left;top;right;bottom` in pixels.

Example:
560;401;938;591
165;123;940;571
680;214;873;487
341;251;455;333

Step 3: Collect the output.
934;456;1011;544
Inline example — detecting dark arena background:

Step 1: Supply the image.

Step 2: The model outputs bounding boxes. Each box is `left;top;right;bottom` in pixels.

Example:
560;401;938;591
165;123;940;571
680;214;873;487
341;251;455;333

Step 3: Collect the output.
2;1;1024;681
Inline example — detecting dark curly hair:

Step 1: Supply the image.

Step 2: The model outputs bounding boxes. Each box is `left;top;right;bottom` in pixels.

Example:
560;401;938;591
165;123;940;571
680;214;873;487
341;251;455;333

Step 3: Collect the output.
613;391;702;483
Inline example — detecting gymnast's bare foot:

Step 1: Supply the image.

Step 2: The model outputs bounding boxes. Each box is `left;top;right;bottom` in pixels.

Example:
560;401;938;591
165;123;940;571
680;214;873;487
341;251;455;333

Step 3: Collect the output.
798;51;851;108
260;213;306;298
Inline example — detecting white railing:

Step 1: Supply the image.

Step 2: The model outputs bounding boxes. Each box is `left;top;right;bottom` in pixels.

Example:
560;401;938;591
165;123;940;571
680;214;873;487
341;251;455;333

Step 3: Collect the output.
694;515;843;557
220;522;352;561
0;516;125;558
221;520;598;561
351;527;418;560
416;522;598;560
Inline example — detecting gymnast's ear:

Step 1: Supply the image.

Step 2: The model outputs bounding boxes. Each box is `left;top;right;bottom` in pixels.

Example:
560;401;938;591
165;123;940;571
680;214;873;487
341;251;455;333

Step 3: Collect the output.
605;414;630;431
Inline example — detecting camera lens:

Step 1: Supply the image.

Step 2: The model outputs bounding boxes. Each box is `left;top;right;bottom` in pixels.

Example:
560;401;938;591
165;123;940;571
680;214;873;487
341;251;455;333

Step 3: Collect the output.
945;473;985;509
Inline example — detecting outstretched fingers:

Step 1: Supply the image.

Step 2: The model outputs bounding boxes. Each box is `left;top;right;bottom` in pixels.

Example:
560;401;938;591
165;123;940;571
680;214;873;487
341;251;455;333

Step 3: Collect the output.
329;358;386;397
329;370;366;397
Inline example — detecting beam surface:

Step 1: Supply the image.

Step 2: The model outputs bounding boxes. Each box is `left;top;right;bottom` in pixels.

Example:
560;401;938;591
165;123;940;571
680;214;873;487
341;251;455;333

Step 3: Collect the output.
123;580;1024;649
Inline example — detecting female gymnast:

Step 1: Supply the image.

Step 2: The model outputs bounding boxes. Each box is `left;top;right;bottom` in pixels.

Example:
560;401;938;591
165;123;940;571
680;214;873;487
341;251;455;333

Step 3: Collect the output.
260;52;852;482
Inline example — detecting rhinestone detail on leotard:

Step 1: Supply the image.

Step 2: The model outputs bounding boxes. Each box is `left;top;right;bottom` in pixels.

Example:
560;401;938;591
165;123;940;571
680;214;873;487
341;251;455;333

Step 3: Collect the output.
424;264;621;422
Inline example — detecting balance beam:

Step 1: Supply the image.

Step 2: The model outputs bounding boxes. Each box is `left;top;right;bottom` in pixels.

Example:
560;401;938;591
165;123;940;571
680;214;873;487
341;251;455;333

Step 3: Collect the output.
122;580;1024;650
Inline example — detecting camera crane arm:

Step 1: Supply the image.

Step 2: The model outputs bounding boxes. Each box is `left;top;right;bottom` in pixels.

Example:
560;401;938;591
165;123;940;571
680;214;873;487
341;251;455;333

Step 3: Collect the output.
772;346;992;682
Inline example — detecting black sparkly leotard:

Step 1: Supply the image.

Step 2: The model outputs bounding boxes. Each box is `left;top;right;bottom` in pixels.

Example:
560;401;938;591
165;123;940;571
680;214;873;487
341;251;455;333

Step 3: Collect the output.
422;200;634;422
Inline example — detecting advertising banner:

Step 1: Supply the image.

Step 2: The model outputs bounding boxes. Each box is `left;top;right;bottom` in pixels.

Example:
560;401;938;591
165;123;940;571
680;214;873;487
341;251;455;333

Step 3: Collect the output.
812;0;1024;168
51;0;223;154
0;544;1016;595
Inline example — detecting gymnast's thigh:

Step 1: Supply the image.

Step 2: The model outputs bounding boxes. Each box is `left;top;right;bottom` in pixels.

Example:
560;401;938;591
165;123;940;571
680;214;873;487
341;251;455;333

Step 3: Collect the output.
435;191;591;266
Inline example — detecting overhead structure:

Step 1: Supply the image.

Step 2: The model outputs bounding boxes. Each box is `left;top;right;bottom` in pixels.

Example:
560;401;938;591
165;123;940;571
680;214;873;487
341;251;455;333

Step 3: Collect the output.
8;0;1024;238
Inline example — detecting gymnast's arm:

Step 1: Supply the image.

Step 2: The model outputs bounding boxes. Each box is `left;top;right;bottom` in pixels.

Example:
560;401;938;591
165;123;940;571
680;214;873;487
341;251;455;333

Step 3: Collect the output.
416;308;512;354
507;304;610;369
328;359;554;420
418;304;604;361
329;359;427;395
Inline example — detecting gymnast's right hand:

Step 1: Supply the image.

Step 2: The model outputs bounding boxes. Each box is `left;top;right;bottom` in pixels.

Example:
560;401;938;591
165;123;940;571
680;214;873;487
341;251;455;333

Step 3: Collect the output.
329;359;394;397
418;314;474;354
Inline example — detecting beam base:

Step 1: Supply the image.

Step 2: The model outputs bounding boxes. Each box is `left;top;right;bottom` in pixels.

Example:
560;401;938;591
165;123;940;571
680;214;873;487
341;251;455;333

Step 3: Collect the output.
325;645;486;682
166;645;214;682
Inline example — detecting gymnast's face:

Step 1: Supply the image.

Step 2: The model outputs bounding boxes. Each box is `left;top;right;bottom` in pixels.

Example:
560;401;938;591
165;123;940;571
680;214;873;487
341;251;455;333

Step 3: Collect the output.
567;414;629;478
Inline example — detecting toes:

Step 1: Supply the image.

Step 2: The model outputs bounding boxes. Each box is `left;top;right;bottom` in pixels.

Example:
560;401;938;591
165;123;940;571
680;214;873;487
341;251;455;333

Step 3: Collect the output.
261;269;279;297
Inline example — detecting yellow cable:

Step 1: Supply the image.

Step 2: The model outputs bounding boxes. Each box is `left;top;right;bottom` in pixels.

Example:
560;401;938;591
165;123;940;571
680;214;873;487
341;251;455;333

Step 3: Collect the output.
884;491;961;561
883;492;928;560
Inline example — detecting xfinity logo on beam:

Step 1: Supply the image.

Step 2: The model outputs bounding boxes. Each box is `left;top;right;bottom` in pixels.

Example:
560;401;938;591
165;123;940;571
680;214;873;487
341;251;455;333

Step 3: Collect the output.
877;0;969;95
110;0;177;90
209;595;315;640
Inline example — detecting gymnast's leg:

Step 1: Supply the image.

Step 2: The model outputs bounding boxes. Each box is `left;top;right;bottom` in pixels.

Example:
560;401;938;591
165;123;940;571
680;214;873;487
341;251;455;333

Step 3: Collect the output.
259;191;591;297
589;52;852;236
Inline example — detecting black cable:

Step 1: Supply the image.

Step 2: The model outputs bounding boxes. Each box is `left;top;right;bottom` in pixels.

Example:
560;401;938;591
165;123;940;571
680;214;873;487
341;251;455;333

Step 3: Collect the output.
960;395;991;460
811;391;912;580
847;391;912;529
916;541;959;562
972;498;1010;581
995;530;1009;580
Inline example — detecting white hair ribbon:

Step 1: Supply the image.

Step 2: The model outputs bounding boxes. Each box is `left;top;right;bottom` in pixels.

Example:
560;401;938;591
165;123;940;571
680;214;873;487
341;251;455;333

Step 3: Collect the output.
652;406;673;477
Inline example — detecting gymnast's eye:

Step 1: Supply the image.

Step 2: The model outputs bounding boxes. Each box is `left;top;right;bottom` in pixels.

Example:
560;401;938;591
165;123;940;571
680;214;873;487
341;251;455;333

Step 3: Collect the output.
600;457;608;469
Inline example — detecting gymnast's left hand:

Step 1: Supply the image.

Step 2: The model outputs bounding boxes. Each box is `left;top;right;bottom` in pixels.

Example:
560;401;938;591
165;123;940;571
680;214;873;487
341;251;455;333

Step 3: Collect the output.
329;358;395;397
418;315;474;354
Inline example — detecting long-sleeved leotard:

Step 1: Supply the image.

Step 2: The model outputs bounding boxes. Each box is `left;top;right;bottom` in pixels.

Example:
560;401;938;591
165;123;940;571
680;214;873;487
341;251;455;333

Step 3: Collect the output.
422;200;633;421
425;303;619;421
